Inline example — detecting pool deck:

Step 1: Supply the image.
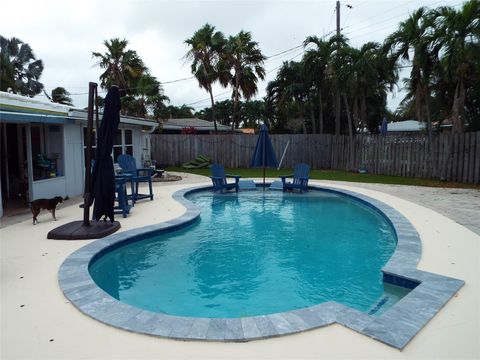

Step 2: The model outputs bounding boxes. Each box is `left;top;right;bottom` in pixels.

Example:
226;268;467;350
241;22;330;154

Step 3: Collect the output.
1;173;479;359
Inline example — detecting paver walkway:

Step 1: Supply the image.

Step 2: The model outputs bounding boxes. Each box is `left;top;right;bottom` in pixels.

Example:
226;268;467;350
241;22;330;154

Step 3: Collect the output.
333;182;480;235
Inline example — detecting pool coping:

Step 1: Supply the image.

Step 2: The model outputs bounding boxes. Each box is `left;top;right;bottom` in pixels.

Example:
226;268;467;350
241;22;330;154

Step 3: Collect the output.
58;184;464;350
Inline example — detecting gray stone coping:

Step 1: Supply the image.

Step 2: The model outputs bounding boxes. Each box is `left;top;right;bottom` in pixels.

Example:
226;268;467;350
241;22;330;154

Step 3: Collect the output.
58;184;464;350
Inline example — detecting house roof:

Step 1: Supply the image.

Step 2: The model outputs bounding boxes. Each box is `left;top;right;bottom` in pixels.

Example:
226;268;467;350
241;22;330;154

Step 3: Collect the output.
387;120;426;132
0;91;158;130
160;118;232;132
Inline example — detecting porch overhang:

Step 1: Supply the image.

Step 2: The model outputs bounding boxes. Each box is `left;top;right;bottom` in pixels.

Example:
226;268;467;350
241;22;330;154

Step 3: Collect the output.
0;111;76;124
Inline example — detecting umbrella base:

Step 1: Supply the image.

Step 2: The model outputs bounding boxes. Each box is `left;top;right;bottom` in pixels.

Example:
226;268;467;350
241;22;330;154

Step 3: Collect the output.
47;220;121;240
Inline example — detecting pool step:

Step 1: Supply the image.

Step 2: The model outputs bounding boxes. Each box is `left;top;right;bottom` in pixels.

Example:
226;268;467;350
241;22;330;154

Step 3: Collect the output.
269;180;284;190
238;180;257;190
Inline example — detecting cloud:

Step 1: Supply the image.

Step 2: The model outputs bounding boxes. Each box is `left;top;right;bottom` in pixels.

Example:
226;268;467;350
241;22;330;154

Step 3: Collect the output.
0;0;461;110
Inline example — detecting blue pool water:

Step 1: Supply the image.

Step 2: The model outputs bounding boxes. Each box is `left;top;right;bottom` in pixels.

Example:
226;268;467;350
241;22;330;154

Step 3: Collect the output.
89;189;410;318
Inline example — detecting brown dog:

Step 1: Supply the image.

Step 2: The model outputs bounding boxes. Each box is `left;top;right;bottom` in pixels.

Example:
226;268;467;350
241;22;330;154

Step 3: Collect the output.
28;196;64;225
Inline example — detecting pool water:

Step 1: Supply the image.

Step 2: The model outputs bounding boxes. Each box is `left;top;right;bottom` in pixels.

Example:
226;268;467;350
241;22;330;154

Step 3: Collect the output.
90;190;410;318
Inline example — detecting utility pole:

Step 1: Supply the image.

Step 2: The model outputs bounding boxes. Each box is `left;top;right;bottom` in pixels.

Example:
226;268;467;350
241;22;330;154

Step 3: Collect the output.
335;0;341;136
336;1;341;37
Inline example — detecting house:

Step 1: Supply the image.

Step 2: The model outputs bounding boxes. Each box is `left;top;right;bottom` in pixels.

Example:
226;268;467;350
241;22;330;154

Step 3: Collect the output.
0;91;158;217
159;118;232;134
386;120;426;133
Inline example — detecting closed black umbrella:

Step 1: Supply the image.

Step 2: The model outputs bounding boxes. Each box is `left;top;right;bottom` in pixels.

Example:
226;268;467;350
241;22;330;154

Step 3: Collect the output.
91;86;121;222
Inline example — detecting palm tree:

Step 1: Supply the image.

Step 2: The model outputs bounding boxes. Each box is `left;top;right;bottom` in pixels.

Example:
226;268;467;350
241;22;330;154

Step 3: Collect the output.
185;24;226;133
0;36;44;96
434;0;480;133
347;42;397;132
50;87;73;105
326;34;348;135
220;31;266;131
303;36;334;133
135;73;161;118
385;8;437;139
92;38;146;94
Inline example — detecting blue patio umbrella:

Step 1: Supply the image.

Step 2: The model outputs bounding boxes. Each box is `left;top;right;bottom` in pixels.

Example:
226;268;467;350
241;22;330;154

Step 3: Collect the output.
91;86;121;222
250;124;278;187
380;117;388;135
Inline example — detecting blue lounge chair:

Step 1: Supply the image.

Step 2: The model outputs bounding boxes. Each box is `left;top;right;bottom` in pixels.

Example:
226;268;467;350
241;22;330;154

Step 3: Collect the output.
210;164;240;193
117;154;154;202
280;163;310;192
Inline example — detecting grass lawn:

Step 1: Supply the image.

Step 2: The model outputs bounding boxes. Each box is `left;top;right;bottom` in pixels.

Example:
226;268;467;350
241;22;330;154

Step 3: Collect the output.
166;166;480;189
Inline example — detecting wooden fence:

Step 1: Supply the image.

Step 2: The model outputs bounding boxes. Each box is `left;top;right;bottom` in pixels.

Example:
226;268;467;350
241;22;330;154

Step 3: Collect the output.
151;132;480;184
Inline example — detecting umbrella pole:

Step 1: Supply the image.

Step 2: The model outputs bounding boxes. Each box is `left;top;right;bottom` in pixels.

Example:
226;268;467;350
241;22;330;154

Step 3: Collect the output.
263;166;266;188
263;138;266;189
83;82;97;226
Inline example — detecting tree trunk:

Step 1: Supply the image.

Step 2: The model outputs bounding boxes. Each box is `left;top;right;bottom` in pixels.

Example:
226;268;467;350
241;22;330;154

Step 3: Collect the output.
232;89;240;131
342;94;353;139
360;95;367;131
299;104;307;134
425;91;435;178
353;97;360;130
343;93;355;172
451;80;465;134
415;83;423;123
232;71;241;132
310;96;316;134
208;86;218;134
335;89;341;135
318;90;324;134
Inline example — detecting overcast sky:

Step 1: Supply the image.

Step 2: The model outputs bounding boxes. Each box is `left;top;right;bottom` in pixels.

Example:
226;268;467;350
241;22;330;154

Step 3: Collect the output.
1;0;462;112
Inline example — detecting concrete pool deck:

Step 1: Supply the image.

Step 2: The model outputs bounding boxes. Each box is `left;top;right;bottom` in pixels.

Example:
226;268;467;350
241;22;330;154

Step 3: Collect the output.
1;173;479;359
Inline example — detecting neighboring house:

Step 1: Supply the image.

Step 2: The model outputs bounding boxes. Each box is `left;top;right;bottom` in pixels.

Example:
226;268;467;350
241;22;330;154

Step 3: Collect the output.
239;128;255;134
386;120;426;133
160;118;233;134
0;91;157;217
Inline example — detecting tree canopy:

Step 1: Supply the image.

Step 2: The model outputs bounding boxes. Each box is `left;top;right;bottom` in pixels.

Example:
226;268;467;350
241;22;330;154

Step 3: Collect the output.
0;35;44;97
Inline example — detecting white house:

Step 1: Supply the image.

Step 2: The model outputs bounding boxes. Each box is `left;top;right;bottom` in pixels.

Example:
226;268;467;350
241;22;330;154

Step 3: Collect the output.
386;120;426;133
160;117;233;134
0;92;158;217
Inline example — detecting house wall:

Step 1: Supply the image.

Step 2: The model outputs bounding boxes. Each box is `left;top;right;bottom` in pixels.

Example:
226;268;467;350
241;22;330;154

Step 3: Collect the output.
31;177;67;200
30;123;85;200
64;123;84;197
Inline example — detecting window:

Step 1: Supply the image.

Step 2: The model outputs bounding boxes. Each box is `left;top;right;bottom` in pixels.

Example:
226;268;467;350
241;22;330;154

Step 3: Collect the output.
85;127;133;164
113;129;133;162
31;124;64;181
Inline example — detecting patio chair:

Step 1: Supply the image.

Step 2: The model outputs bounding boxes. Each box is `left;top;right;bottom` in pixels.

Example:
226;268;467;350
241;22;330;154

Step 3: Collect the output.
209;164;240;193
280;163;310;192
114;175;131;218
117;154;154;202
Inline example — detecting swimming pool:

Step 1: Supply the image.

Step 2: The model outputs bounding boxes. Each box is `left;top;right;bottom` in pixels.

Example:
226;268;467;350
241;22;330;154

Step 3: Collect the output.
58;183;464;348
90;190;408;318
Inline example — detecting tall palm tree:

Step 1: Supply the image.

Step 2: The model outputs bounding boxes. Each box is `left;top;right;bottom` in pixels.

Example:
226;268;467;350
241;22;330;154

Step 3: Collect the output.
348;42;397;132
0;36;44;96
220;31;266;131
326;34;348;135
434;0;480;133
267;60;317;133
303;36;334;134
385;8;437;139
92;38;146;94
185;24;225;133
135;73;161;118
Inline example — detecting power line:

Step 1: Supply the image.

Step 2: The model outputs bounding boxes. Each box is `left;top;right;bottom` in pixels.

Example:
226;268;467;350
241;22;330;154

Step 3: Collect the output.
342;0;457;38
344;0;464;41
35;1;463;106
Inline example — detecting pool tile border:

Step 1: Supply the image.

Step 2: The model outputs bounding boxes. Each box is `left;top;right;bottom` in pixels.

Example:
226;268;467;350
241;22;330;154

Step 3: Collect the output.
58;184;464;350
